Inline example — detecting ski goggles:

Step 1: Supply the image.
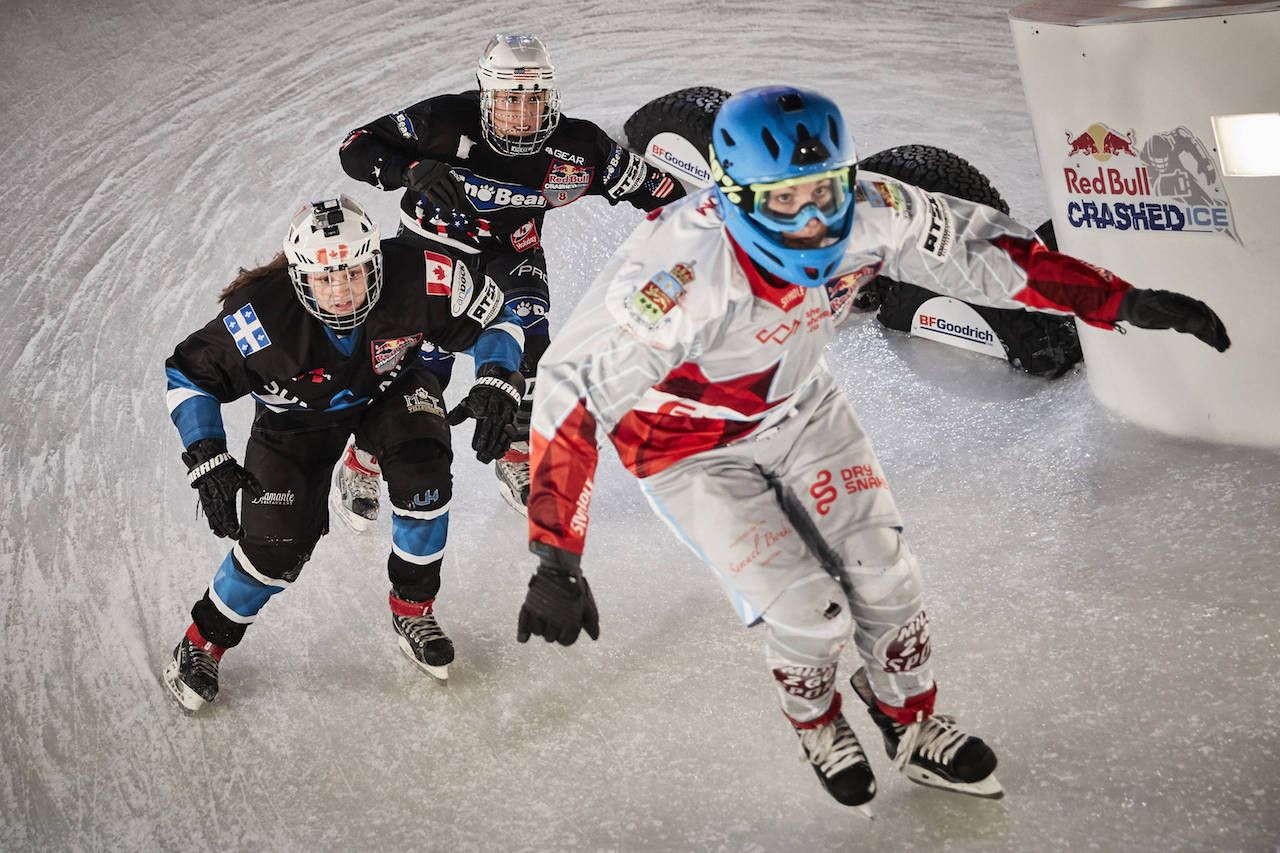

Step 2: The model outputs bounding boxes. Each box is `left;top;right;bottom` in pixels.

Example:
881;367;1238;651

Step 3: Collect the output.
748;166;855;231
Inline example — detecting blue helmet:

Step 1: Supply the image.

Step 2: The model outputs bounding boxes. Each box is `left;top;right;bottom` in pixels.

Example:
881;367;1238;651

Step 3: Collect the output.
710;86;857;286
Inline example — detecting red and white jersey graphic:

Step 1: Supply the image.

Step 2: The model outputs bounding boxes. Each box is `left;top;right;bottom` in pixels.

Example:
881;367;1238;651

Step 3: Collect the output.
529;179;1131;556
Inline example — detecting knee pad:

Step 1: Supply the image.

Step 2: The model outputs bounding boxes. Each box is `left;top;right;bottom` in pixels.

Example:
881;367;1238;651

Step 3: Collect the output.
762;572;854;666
842;528;934;698
382;439;453;513
843;526;924;609
238;537;317;584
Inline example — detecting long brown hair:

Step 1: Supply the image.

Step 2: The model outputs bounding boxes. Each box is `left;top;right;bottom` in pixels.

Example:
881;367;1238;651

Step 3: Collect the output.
218;251;289;303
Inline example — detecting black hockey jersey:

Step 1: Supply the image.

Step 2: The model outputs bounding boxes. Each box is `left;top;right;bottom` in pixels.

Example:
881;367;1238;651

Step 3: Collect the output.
165;238;522;446
338;91;683;253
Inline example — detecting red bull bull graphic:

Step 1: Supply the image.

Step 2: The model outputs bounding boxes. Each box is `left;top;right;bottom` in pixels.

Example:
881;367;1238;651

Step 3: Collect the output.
542;161;594;207
1061;121;1237;241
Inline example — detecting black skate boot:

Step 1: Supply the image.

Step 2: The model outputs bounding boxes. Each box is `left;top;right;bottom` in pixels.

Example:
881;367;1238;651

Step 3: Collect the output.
850;667;1002;799
162;624;224;713
792;695;877;814
330;442;380;532
390;594;454;682
494;440;531;516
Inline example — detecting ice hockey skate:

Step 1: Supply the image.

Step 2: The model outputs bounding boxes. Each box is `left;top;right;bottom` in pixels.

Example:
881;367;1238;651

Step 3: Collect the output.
162;625;224;713
330;441;380;532
494;440;531;515
793;696;877;816
850;667;1003;799
390;595;454;682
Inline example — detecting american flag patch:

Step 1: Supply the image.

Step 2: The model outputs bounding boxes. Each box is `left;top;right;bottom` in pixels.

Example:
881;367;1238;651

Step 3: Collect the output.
224;303;271;357
648;174;675;199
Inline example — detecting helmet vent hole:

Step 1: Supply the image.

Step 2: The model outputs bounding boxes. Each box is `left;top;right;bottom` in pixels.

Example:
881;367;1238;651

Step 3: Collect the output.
719;128;736;147
827;116;840;147
760;127;780;160
778;92;804;112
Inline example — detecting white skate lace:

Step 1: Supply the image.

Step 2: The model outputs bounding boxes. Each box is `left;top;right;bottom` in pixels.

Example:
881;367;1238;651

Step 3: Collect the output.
341;461;380;502
399;613;446;647
893;715;966;772
185;641;219;683
799;716;866;777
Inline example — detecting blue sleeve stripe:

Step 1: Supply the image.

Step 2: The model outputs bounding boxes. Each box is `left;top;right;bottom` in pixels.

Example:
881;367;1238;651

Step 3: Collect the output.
391;512;449;561
469;331;522;372
166;368;224;445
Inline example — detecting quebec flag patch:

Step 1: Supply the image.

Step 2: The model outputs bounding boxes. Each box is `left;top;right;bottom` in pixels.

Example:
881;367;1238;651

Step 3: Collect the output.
224;303;272;357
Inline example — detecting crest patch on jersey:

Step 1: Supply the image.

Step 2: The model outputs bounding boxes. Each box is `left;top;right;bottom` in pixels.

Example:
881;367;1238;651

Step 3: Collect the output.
223;303;271;357
423;250;453;297
543;161;594;207
371;334;422;375
404;387;444;417
627;262;694;328
860;180;907;214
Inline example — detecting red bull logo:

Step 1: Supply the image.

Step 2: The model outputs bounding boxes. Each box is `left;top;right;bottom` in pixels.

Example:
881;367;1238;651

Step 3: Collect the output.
1065;122;1137;162
1060;120;1236;238
542;161;593;207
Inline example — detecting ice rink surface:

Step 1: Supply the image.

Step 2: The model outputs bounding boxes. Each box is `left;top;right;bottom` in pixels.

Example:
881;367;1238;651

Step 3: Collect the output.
2;0;1277;849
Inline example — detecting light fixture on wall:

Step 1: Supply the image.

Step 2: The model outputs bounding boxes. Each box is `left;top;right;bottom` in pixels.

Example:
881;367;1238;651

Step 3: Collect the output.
1211;113;1280;177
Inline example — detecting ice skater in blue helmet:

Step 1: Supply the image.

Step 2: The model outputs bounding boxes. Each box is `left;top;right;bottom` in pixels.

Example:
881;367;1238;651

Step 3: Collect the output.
513;85;1228;811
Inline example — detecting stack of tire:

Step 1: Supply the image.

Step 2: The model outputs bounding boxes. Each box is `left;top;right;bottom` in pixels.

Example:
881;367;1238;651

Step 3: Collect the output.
623;87;1081;378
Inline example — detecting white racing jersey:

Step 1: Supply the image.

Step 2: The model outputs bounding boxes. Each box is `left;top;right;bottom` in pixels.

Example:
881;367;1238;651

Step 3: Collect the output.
528;176;1131;555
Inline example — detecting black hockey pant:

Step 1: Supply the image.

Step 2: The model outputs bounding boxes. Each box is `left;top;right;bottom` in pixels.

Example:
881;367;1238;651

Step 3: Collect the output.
190;369;452;648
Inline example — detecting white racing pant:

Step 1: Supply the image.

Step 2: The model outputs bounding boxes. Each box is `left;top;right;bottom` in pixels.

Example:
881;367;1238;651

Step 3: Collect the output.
640;377;934;724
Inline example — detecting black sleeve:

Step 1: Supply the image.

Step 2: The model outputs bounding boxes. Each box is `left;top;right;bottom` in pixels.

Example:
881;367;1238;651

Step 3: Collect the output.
592;125;687;211
167;309;257;406
338;97;455;191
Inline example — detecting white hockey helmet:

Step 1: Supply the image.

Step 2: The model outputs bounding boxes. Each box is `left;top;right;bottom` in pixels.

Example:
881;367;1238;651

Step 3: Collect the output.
282;195;382;331
476;33;561;156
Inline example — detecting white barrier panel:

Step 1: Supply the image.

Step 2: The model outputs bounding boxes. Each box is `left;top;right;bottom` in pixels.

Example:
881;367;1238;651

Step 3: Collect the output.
1010;1;1280;447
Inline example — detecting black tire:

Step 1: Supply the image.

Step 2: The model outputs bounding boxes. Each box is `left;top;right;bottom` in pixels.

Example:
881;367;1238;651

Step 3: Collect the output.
623;86;732;155
861;145;1080;378
857;144;1009;215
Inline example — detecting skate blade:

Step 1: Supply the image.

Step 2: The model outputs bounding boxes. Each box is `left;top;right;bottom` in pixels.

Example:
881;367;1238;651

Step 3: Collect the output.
162;660;209;713
853;803;874;820
905;766;1004;799
397;638;450;683
495;482;528;518
328;488;376;533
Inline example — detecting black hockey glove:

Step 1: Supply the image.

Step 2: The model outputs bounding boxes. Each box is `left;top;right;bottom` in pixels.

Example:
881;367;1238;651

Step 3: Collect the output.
181;438;264;540
518;543;600;646
1117;288;1231;352
402;159;469;215
445;364;524;464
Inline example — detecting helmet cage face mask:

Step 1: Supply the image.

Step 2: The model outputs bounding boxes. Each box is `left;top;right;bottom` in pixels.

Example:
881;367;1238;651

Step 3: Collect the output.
283;196;383;331
476;34;561;156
